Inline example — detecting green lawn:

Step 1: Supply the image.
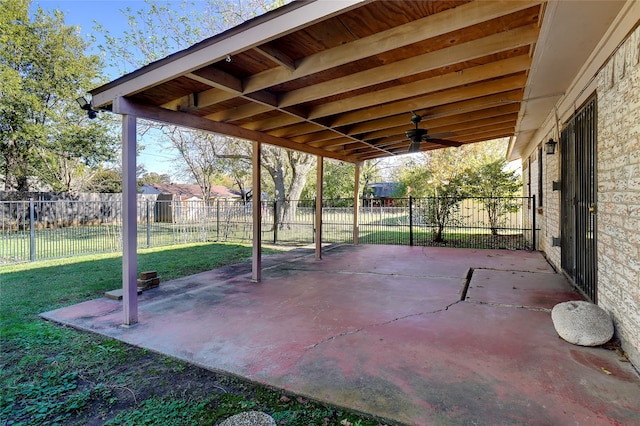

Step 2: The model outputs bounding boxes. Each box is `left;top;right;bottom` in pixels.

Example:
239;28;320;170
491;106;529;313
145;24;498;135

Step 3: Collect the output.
0;243;380;425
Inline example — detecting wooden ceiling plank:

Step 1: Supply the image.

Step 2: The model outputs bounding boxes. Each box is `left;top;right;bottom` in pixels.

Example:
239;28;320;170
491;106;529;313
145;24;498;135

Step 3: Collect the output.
292;130;345;144
268;122;323;138
418;89;524;119
161;85;237;111
362;104;521;141
187;70;243;94
339;73;528;131
244;114;303;131
380;120;517;149
205;102;273;122
90;0;365;108
308;55;531;120
112;97;356;163
187;70;279;108
343;90;523;138
326;142;370;153
253;45;296;71
451;129;515;143
278;25;539;107
310;137;354;149
242;0;543;94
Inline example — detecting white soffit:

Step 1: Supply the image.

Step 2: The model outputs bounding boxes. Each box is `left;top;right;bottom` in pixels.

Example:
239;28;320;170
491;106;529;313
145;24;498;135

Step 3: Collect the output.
510;0;626;160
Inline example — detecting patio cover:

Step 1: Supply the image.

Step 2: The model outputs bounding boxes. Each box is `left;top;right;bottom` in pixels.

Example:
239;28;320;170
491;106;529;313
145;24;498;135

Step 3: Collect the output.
87;0;628;324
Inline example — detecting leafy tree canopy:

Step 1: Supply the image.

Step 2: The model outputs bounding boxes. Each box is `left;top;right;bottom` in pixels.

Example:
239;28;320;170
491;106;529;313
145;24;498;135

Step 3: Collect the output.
0;0;117;192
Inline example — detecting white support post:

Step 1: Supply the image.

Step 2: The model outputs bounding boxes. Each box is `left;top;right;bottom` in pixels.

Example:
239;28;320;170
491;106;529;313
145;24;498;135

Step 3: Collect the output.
252;141;262;282
122;114;138;325
315;156;324;260
353;162;361;245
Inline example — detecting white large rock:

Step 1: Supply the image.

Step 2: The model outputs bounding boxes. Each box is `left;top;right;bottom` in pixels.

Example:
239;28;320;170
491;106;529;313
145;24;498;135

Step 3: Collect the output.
551;301;614;346
219;411;276;426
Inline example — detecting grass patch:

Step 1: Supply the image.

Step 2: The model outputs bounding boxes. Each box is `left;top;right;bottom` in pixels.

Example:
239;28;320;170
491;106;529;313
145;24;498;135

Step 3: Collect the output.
0;243;382;425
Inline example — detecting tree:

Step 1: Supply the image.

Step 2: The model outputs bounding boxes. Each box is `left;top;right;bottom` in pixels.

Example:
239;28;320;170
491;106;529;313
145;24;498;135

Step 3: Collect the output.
95;0;317;221
84;168;123;193
462;158;522;235
168;128;228;201
138;171;171;189
0;0;117;191
395;149;467;242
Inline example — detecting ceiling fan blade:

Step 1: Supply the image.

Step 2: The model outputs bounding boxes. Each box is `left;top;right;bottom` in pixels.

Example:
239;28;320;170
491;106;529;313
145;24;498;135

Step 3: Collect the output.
408;140;422;152
427;138;463;147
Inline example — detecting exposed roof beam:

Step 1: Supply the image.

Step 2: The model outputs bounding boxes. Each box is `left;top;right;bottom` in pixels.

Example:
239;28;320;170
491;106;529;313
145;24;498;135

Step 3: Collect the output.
301;91;524;147
341;113;519;154
162;86;236;111
361;104;521;141
112;97;357;163
188;69;243;94
339;74;528;131
205;102;273;122
91;0;366;108
291;130;343;144
242;0;542;95
268;122;325;138
182;63;395;158
279;25;539;107
307;55;531;120
253;45;296;71
356;130;515;160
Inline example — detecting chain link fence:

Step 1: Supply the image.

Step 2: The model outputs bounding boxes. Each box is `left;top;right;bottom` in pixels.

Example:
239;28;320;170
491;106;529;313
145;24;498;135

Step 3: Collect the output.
1;196;535;264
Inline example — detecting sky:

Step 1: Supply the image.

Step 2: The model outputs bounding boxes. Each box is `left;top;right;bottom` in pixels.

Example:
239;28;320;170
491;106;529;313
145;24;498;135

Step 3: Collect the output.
33;0;197;178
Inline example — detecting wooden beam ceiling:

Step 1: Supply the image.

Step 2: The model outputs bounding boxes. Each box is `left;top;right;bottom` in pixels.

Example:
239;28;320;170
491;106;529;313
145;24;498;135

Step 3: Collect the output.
91;0;547;163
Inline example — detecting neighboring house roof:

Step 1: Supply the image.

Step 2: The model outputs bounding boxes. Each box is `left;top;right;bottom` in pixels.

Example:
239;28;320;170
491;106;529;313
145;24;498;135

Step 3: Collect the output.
366;182;400;198
141;183;239;199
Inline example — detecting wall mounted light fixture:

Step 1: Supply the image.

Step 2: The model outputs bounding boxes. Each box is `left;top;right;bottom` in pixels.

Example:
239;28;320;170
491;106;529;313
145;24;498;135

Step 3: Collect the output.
75;96;97;119
545;138;558;155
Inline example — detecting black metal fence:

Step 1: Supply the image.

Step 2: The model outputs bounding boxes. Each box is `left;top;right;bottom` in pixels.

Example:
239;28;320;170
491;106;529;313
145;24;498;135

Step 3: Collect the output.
0;196;535;264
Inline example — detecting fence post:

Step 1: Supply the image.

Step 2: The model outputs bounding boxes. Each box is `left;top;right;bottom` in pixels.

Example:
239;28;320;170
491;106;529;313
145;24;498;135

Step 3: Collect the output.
273;200;278;244
146;199;151;248
216;200;220;242
532;195;536;250
29;198;36;262
409;196;414;247
312;198;315;243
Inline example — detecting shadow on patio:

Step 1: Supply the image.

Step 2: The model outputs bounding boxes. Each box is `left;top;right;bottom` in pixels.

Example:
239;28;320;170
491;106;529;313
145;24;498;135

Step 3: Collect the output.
41;245;640;425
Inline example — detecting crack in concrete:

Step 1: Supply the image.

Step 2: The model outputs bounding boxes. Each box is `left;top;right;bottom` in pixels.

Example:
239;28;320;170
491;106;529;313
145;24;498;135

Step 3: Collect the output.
467;300;551;312
305;299;462;350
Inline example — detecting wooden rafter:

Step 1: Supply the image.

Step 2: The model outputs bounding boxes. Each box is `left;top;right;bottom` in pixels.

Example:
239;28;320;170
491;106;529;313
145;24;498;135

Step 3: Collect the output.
91;0;547;163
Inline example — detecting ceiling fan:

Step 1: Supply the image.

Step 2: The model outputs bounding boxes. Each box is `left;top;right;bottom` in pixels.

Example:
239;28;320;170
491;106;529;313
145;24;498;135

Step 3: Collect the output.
405;112;463;152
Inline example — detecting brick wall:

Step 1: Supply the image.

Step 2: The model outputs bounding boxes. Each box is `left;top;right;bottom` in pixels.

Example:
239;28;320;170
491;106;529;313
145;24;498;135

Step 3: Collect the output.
596;25;640;367
523;136;561;265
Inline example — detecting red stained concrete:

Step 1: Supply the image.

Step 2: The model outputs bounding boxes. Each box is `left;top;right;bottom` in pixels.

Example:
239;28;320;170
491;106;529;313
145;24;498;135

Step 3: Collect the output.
41;245;640;425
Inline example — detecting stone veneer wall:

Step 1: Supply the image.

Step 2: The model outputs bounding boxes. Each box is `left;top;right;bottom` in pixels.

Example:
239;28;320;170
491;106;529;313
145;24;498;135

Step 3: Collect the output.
596;25;640;367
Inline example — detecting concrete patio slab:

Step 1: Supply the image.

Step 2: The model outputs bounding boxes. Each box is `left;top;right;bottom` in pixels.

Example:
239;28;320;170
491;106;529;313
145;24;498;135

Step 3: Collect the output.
41;245;640;425
466;268;584;309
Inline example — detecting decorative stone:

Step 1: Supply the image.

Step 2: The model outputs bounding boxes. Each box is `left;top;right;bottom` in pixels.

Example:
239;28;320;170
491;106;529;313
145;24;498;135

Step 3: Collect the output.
551;301;614;346
219;411;276;426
